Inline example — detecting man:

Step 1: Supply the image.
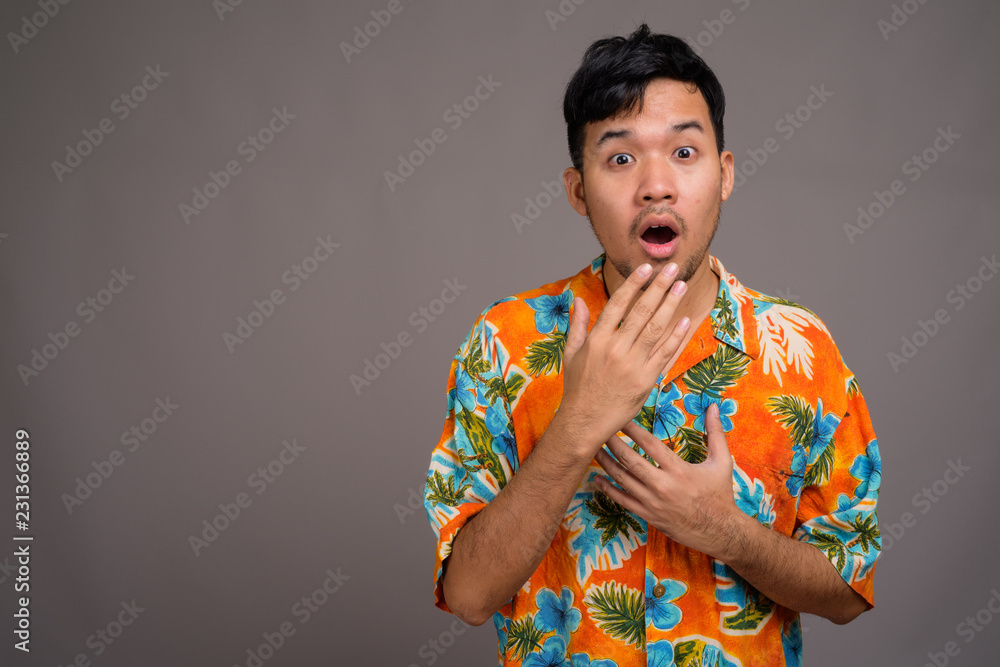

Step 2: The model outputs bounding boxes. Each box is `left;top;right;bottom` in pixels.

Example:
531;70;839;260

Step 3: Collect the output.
424;24;880;667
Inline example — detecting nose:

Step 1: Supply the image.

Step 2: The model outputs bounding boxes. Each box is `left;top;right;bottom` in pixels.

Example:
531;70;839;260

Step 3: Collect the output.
637;157;676;204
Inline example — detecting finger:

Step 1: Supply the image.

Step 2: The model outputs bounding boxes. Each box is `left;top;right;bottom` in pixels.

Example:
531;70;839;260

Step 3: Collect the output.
595;448;648;502
563;298;589;366
704;402;732;464
619;421;677;467
591;263;652;335
601;435;661;490
594;475;646;518
594;446;631;478
617;263;681;347
647;314;691;377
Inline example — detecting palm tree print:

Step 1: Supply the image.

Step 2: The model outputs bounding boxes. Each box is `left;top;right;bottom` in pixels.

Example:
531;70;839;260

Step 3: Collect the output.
585;491;645;546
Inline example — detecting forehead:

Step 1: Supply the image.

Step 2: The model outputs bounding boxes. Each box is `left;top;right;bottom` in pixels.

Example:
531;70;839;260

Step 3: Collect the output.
584;77;712;146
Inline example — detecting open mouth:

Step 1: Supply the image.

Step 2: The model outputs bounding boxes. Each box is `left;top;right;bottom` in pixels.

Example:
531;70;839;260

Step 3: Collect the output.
640;224;677;246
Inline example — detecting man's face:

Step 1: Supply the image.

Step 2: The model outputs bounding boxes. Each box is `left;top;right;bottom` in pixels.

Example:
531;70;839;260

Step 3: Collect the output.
564;77;734;293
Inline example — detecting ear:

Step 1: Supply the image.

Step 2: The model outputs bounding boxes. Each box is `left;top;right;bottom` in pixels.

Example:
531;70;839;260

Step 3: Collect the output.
563;166;588;217
719;150;735;202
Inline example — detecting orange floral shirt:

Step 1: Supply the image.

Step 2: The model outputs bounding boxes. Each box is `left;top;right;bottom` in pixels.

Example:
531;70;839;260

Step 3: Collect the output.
425;255;881;667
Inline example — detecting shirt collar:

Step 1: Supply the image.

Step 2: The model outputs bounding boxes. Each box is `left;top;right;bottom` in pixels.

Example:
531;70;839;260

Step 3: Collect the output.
581;253;759;360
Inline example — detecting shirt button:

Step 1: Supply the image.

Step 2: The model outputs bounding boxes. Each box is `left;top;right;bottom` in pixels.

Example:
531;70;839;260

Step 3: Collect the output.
652;583;666;598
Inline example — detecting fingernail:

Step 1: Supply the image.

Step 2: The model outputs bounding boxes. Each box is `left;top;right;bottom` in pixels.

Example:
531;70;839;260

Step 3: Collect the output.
671;281;687;295
637;264;651;277
662;263;678;277
678;316;690;330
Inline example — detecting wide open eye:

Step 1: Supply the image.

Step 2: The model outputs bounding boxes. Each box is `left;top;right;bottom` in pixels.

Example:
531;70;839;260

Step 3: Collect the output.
610;153;634;166
674;147;694;159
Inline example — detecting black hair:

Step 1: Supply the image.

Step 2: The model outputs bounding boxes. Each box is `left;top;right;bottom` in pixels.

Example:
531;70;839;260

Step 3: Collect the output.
563;23;726;171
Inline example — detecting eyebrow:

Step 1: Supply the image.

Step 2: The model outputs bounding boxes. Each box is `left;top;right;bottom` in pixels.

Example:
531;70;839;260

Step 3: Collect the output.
594;121;705;147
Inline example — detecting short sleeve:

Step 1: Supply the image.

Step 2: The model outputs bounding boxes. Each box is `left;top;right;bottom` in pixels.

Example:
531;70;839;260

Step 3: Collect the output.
424;311;518;613
792;373;881;608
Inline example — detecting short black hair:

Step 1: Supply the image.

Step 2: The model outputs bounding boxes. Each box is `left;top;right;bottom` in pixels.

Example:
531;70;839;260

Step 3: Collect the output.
563;23;726;171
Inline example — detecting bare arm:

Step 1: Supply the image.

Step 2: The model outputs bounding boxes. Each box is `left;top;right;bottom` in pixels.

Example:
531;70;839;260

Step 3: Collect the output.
442;262;691;625
595;404;869;625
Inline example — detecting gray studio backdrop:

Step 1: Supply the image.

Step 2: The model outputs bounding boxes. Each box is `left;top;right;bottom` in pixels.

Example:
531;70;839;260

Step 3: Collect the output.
1;1;998;665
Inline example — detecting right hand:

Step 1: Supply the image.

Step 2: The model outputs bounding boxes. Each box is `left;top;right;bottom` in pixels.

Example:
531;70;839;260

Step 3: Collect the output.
558;261;691;452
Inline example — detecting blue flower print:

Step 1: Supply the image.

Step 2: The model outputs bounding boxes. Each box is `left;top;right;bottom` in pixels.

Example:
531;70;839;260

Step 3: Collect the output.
732;465;775;528
486;403;517;463
534;587;582;639
494;614;510;660
683;393;737;433
524;635;569;667
525;293;572;335
781;617;803;667
571;653;619;667
646;640;674;667
453;366;479;413
645;570;687;630
786;444;807;496
849;440;881;500
807;398;840;467
652;383;685;440
836;493;854;512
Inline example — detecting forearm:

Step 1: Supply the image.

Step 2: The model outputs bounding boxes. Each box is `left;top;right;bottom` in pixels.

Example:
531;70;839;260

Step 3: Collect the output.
721;512;869;624
441;412;599;625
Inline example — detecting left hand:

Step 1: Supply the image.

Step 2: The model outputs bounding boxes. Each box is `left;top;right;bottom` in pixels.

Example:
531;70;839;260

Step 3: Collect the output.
594;403;745;560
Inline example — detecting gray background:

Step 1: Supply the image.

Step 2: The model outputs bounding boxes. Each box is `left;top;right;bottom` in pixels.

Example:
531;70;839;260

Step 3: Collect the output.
1;0;998;665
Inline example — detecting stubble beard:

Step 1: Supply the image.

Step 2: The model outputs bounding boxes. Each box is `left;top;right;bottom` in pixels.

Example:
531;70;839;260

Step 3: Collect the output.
586;195;722;290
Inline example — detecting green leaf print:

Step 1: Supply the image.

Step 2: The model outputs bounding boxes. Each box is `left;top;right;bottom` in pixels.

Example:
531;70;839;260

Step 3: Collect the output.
847;514;881;555
455;408;508;488
585;582;646;650
506;615;544;661
766;395;815;451
524;332;567;376
674;426;707;464
585;491;645;546
504;372;526;405
425;470;471;507
714;292;740;341
721;590;774;631
810;531;848;572
683;346;751;400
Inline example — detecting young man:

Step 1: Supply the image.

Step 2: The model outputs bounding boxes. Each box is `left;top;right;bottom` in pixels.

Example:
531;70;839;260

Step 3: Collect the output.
424;24;880;667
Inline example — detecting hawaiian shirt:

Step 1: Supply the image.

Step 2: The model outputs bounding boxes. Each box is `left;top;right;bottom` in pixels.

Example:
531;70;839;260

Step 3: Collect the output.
425;254;881;667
